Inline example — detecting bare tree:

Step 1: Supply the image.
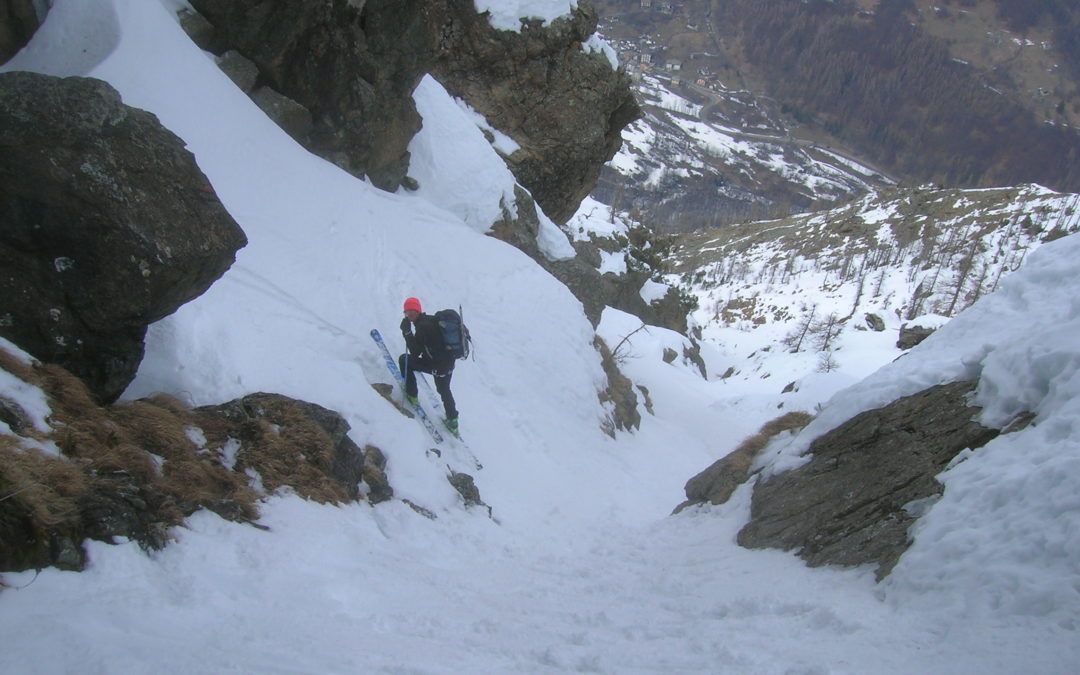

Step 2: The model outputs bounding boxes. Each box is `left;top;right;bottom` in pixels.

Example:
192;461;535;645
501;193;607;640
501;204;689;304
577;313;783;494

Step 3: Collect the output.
816;349;840;373
612;323;650;364
782;304;818;353
872;266;889;298
945;237;981;316
811;312;843;352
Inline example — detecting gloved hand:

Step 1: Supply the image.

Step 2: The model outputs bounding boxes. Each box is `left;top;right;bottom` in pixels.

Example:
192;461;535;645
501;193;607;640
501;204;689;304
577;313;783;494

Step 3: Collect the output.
399;316;412;336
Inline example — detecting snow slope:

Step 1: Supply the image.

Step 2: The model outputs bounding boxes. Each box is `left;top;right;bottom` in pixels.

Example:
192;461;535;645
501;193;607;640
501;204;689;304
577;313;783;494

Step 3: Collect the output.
1;0;1078;672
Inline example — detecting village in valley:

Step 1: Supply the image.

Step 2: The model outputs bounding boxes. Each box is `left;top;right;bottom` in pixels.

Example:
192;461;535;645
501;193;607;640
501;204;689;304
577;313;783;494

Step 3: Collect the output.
596;0;729;93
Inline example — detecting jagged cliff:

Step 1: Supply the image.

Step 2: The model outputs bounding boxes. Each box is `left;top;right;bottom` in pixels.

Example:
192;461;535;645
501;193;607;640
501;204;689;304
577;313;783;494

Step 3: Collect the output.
176;0;663;329
183;0;638;225
432;0;640;224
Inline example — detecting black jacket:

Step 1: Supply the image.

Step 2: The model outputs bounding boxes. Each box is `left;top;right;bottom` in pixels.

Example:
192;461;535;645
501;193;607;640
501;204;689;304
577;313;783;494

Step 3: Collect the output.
400;314;453;368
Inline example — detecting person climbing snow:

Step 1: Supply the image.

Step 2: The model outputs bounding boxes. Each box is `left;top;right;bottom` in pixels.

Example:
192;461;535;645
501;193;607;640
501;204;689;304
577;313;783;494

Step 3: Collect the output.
399;296;459;436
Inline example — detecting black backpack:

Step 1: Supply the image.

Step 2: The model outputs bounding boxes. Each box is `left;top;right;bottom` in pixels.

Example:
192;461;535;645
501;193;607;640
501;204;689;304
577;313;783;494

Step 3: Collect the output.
434;308;471;360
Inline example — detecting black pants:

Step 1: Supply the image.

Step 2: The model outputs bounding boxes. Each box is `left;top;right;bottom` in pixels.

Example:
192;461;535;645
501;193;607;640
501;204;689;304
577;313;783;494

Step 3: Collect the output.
399;353;457;419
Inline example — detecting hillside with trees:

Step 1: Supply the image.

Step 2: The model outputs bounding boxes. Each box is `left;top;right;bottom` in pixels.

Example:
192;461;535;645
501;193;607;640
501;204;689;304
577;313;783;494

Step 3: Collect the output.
595;0;1080;196
718;0;1080;190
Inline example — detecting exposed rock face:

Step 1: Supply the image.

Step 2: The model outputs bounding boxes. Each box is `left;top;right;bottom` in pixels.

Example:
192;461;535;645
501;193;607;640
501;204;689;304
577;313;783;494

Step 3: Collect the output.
897;324;936;350
0;0;41;64
183;0;638;223
433;0;640;224
736;380;1000;579
0;72;247;403
196;393;370;502
0;344;387;572
594;335;641;436
674;411;813;514
489;186;685;330
187;0;445;191
591;264;687;333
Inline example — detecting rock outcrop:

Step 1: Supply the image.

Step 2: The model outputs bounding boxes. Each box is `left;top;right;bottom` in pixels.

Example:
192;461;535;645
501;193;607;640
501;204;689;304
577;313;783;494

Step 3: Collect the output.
0;72;247;403
195;393;371;503
182;0;638;224
186;0;443;191
0;0;42;64
433;0;640;224
674;411;813;513
595;336;641;436
897;323;936;350
736;380;1000;579
0;346;388;573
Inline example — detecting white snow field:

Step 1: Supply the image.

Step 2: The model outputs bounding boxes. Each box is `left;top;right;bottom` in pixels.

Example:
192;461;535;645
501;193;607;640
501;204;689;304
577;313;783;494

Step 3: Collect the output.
1;1;1078;673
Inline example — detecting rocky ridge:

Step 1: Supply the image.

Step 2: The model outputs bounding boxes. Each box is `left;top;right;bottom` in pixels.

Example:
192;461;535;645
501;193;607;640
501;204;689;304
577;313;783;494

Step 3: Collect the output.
182;0;639;227
737;380;1001;579
0;341;393;572
177;0;675;331
678;380;1011;579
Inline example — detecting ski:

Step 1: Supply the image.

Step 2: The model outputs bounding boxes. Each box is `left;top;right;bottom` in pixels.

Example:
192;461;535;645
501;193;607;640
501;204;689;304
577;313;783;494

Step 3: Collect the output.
415;372;460;437
370;329;444;445
416;372;482;470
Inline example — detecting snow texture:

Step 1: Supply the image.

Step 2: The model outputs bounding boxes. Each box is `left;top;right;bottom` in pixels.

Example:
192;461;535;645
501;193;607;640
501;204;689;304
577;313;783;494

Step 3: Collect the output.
1;0;1078;672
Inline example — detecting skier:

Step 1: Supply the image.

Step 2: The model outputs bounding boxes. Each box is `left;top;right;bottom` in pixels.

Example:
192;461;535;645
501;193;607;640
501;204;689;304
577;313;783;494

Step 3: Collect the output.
399;296;459;436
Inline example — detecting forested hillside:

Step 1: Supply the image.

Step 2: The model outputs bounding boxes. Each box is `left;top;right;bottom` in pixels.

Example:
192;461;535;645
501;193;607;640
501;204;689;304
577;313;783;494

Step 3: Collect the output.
595;0;1080;196
717;0;1080;190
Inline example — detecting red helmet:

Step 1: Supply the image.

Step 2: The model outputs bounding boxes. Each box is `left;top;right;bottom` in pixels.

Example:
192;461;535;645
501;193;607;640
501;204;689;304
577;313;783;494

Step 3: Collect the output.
403;297;422;313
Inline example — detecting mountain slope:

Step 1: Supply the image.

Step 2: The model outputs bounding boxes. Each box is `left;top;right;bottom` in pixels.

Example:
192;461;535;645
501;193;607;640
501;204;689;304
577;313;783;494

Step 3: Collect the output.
668;184;1080;392
591;0;1080;229
1;0;1079;672
592;71;892;231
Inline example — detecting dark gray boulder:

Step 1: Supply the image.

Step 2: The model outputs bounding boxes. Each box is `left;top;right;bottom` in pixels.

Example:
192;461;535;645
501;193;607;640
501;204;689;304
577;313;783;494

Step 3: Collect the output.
0;71;246;402
736;380;1000;579
0;0;42;64
250;86;315;139
674;411;813;514
216;50;259;93
897;323;936;349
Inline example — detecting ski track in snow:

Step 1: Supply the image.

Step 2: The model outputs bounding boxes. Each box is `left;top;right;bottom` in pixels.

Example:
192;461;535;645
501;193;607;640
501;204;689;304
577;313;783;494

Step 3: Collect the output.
3;493;1065;675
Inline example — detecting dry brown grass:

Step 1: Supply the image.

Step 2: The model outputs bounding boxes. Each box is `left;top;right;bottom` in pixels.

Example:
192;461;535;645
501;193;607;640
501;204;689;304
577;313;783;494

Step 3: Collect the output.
1;336;381;573
1;347;264;571
110;396;261;521
221;400;352;505
677;409;816;513
747;410;814;453
0;441;85;529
